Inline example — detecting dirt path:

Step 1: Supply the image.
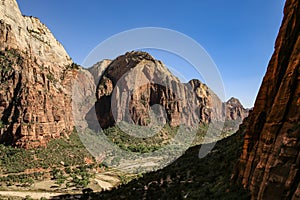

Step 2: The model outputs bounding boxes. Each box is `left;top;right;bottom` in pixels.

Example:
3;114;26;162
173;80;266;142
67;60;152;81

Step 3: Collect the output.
0;172;121;199
0;191;66;199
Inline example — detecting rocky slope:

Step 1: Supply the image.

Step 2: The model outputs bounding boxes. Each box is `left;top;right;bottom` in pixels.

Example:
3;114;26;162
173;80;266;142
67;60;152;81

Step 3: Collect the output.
189;80;249;123
0;0;77;148
234;0;300;199
95;51;248;130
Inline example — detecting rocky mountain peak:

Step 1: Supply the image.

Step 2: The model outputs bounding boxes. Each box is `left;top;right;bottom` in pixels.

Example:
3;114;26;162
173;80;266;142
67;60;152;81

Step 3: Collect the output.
0;0;71;67
87;59;112;84
0;0;21;18
225;97;248;121
100;51;178;87
95;51;193;128
110;51;156;73
124;51;156;62
226;97;242;106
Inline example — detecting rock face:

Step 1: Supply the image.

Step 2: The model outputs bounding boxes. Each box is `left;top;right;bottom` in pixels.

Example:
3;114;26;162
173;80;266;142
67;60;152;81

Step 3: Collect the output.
87;59;112;85
235;0;300;199
189;80;248;123
95;51;201;129
0;0;76;148
0;0;71;66
95;51;248;130
72;60;112;132
188;79;224;124
225;97;249;121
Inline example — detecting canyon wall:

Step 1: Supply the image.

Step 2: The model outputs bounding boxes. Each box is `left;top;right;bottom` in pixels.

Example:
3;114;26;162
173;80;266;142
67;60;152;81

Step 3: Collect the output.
235;0;300;199
0;0;76;148
95;51;248;130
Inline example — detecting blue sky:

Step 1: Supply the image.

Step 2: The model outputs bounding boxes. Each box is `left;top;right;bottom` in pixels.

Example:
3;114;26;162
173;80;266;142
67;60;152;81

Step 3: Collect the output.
16;0;285;108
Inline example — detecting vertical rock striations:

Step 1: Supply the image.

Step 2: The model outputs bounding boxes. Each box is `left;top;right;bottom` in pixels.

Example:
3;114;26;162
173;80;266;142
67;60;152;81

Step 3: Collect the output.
225;97;249;121
95;51;201;129
0;0;76;148
235;0;300;199
95;51;248;130
188;79;224;124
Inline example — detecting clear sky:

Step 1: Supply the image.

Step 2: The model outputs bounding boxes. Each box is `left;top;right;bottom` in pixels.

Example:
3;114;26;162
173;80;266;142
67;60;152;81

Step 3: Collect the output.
16;0;285;108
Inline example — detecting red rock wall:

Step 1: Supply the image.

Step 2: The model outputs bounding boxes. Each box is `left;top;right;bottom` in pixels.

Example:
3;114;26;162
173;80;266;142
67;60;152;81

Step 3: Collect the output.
0;4;76;148
0;47;76;148
235;0;300;199
95;51;201;129
95;52;248;130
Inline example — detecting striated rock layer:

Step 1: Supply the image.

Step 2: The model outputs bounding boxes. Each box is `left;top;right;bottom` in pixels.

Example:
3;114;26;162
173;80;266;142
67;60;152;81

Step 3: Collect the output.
189;80;248;124
95;51;248;130
225;97;249;121
95;51;201;128
0;0;76;148
234;0;300;199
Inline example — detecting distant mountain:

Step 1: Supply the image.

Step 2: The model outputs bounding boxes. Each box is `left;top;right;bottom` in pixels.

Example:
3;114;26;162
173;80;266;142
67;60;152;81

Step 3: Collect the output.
225;97;249;121
87;59;112;84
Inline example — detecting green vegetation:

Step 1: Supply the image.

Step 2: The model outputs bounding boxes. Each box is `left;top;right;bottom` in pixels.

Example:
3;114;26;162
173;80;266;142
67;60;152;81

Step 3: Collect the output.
46;72;56;82
102;124;179;153
68;62;80;70
26;27;40;35
0;49;22;78
0;129;93;174
78;123;250;199
0;120;5;128
0;129;98;192
60;62;80;80
50;165;94;188
0;172;42;187
68;165;93;188
24;195;34;200
103;121;237;155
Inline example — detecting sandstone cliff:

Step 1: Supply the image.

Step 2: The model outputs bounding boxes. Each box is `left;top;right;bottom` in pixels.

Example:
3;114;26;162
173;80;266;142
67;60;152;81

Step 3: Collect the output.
95;51;248;130
225;97;249;121
188;79;224;124
95;51;201;129
87;59;112;85
235;0;300;199
0;0;76;148
189;80;248;124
